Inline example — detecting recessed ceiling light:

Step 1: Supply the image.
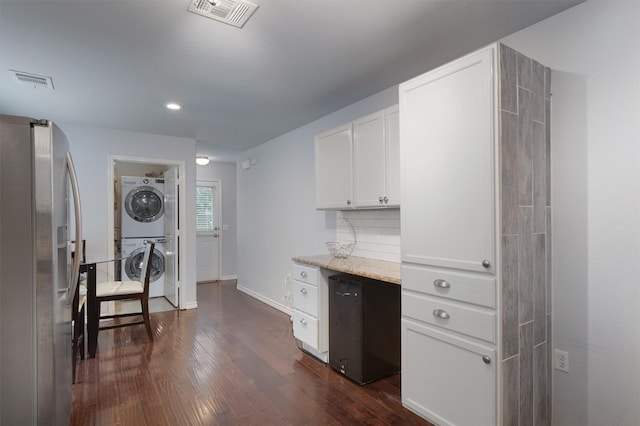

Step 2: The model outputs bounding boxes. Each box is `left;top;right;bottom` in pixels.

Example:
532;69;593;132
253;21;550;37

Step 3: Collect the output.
166;102;182;110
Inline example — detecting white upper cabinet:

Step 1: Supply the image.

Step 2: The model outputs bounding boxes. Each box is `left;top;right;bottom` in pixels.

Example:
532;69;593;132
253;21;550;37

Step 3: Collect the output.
400;48;495;273
315;123;354;210
353;110;385;207
385;105;400;206
316;105;399;210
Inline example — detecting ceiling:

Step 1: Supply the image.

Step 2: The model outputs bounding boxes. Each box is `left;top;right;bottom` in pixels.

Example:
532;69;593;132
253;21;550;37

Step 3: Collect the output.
0;0;582;162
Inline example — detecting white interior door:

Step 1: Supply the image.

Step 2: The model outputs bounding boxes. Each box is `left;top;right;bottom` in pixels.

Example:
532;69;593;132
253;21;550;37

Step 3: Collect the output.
163;167;179;307
196;181;220;282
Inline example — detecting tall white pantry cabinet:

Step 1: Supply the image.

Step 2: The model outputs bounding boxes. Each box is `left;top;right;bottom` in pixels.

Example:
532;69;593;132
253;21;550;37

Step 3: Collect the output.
399;43;553;426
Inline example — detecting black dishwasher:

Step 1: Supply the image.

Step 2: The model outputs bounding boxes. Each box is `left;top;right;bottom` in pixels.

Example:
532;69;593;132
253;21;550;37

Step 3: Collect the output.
328;273;400;385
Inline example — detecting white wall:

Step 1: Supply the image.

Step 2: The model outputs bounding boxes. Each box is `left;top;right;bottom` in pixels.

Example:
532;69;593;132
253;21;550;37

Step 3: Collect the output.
236;86;398;312
196;161;237;279
502;1;640;425
63;124;199;308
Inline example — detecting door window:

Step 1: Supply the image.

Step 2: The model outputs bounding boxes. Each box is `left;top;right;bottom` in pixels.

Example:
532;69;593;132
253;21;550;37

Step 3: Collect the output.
196;186;215;233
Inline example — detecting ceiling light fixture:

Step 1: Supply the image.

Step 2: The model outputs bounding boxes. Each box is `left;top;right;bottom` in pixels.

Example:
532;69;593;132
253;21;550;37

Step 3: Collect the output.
166;102;182;110
196;155;210;165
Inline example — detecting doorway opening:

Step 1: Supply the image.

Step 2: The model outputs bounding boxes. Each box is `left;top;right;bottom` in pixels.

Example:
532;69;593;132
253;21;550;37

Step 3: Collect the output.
107;155;186;313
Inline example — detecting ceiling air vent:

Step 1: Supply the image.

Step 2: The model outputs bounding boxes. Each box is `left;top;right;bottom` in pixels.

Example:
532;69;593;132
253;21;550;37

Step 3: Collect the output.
9;70;54;90
188;0;258;28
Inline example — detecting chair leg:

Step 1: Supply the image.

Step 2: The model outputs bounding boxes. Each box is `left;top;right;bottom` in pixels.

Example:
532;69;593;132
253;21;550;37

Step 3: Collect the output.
141;298;154;342
79;303;85;360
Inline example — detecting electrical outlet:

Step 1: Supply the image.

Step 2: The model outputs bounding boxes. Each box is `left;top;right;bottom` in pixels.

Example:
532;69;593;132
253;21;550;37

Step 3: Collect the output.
554;349;569;372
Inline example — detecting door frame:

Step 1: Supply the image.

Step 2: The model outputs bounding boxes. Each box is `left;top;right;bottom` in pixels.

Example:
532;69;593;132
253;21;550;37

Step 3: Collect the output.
107;155;187;310
196;179;222;282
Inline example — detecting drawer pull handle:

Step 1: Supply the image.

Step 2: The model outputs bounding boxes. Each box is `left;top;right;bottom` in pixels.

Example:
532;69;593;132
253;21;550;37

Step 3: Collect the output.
299;318;308;326
300;271;308;278
482;260;491;268
433;279;450;289
300;287;308;294
482;356;491;364
433;309;450;320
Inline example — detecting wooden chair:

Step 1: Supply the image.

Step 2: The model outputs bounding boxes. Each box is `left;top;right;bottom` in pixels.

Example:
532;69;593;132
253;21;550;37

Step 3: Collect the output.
94;241;155;342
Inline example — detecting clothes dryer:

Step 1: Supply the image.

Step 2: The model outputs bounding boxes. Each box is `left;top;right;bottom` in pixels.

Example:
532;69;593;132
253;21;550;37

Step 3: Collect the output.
121;238;165;298
121;176;165;238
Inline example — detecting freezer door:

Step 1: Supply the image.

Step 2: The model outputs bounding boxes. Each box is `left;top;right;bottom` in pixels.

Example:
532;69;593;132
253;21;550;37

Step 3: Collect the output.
34;121;73;425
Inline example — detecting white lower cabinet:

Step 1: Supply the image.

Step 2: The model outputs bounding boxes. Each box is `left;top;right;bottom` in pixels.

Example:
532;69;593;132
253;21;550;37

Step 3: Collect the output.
402;319;496;426
291;263;328;362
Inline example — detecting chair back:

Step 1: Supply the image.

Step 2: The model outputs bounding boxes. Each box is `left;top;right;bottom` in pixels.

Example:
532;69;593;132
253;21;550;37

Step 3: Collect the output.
139;241;155;295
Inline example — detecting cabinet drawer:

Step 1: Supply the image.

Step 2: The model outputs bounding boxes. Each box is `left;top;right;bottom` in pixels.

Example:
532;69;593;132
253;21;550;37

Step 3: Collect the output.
292;310;319;349
292;263;319;285
403;292;496;343
402;319;496;426
402;264;496;308
292;279;318;316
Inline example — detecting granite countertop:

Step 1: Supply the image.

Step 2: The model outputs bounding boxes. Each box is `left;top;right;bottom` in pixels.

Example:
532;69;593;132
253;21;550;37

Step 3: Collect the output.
292;254;401;285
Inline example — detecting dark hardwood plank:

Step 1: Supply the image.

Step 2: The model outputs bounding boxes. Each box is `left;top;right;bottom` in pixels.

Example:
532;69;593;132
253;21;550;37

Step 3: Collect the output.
71;280;432;426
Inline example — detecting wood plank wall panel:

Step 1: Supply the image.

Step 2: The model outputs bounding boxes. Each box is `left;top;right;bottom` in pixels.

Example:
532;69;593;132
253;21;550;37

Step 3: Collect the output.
499;43;552;426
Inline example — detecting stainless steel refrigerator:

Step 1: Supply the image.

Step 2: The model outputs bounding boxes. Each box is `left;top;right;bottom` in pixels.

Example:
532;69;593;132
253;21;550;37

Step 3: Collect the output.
0;115;82;425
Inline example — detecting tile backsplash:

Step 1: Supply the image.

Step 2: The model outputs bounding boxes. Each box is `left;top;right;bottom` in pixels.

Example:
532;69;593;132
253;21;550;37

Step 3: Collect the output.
336;209;400;262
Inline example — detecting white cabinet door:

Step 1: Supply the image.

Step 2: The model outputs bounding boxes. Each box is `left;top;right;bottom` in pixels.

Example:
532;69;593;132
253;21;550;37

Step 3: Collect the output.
385;105;400;206
352;107;400;208
315;123;354;209
402;319;496;426
400;47;496;273
353;110;385;207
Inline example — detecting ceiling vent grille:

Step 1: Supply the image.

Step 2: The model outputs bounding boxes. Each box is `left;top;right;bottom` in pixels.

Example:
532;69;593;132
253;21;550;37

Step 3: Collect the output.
188;0;258;28
9;70;54;90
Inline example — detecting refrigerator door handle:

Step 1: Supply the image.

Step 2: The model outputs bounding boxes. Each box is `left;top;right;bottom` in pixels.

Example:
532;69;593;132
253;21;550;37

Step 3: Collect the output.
66;152;83;305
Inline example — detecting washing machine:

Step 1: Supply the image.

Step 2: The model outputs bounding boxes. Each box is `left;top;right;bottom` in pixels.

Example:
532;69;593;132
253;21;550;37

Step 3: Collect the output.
121;238;165;298
121;176;165;238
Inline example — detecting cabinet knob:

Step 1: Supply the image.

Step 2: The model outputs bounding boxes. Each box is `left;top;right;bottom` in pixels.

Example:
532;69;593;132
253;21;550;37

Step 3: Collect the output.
482;355;491;364
383;196;388;204
346;199;352;205
299;318;308;326
379;197;384;203
482;260;491;268
300;271;308;278
433;279;451;289
300;287;308;294
433;309;450;320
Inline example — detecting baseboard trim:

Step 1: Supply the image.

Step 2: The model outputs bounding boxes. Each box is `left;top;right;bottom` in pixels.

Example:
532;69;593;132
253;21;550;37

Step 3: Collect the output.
236;285;292;316
183;301;198;310
222;274;238;280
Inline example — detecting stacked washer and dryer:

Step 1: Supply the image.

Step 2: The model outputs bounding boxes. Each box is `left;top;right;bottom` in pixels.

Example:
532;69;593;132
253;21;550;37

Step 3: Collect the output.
120;176;166;298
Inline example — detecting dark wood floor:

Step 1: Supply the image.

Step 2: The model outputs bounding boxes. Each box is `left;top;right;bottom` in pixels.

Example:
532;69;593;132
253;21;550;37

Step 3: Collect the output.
71;280;432;425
